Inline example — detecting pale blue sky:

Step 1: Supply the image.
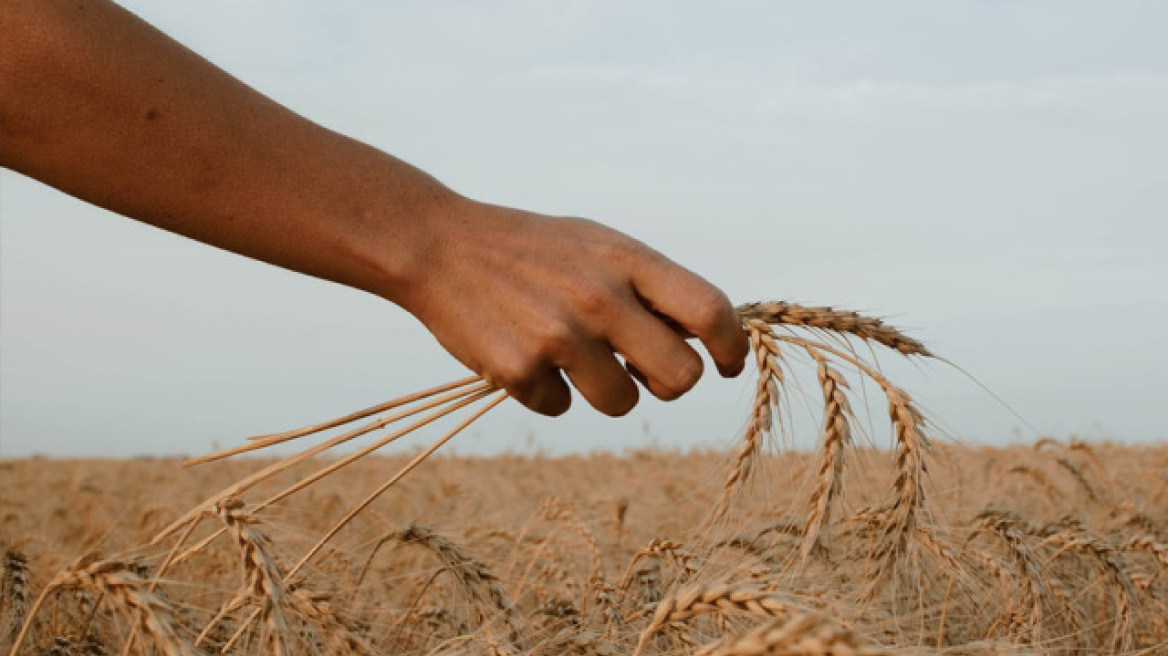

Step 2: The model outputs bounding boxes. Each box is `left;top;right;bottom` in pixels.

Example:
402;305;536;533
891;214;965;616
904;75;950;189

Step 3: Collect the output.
2;1;1165;457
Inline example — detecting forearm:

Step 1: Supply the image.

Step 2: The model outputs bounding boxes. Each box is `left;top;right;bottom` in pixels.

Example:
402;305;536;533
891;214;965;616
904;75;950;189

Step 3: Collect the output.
0;0;446;300
1;0;748;418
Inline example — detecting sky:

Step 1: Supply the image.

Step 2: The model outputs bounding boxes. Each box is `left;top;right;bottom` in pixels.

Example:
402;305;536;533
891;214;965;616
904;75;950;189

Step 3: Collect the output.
2;1;1166;459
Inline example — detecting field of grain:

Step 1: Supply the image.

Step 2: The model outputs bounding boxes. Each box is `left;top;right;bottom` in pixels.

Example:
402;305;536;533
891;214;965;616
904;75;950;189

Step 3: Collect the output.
3;439;1166;655
2;304;1166;655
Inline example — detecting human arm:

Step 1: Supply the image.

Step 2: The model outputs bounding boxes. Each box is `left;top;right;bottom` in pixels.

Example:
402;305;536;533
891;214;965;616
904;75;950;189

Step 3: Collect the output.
0;0;748;416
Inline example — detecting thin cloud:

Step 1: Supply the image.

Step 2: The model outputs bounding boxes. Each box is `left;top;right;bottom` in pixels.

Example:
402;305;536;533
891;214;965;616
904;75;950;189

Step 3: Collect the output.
527;62;1168;121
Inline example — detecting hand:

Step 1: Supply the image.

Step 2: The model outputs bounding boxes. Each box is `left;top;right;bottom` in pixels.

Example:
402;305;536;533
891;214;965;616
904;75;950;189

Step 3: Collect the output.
388;197;750;416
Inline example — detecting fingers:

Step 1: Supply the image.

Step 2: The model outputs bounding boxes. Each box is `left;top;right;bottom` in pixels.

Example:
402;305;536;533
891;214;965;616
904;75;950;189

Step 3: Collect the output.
631;255;748;379
516;291;722;415
560;341;640;417
442;212;746;417
502;365;573;417
610;309;704;401
496;263;743;415
483;318;638;417
499;350;638;417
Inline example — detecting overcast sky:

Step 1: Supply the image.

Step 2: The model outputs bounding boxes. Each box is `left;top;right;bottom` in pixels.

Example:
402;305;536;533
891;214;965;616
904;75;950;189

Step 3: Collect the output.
2;1;1166;458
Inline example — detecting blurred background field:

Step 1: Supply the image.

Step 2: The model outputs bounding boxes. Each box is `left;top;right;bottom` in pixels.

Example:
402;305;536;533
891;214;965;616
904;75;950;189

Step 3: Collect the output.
3;440;1166;654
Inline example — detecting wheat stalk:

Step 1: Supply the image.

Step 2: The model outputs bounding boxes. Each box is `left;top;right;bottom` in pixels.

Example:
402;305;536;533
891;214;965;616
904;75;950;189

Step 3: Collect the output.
288;391;508;579
868;384;929;581
232;375;482;452
154;380;496;543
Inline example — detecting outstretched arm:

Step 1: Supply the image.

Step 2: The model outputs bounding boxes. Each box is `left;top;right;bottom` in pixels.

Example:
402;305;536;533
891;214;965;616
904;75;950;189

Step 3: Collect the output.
0;0;748;416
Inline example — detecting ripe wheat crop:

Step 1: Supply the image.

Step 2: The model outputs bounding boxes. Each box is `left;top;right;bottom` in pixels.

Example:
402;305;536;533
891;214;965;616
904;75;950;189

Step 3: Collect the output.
2;301;1166;655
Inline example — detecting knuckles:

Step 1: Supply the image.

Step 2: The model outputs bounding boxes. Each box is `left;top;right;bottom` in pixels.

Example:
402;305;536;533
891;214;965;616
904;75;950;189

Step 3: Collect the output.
686;288;733;337
485;351;571;417
567;280;616;321
484;349;542;393
531;317;578;363
484;318;578;388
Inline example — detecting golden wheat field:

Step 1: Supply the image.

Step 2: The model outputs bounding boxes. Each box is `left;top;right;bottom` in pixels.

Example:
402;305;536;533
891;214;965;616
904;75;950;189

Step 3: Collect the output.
2;442;1167;656
2;303;1167;655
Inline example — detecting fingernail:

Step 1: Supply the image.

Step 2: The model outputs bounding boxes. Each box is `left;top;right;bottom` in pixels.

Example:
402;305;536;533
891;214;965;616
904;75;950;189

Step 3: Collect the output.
678;357;703;390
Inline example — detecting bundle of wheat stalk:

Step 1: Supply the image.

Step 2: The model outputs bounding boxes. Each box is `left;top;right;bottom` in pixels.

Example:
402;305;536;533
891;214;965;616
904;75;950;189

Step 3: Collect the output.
5;301;1166;656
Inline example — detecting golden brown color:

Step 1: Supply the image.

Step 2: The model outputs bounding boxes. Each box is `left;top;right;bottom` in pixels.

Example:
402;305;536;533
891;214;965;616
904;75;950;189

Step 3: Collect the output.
2;303;1166;655
2;441;1167;655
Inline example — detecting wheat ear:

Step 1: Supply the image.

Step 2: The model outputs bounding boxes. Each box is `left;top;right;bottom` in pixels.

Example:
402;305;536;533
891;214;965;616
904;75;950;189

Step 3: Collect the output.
1125;534;1168;573
539;500;606;589
632;581;797;656
707;320;784;527
619;539;702;592
973;511;1047;644
799;352;854;561
393;524;524;645
9;559;196;656
737;301;931;356
776;336;929;590
195;499;293;654
693;613;892;656
1002;465;1063;502
1;550;31;646
1039;526;1138;652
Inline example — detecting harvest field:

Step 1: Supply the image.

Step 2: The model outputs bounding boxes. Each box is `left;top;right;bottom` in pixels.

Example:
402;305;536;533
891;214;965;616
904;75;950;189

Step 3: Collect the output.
2;304;1166;655
3;443;1167;655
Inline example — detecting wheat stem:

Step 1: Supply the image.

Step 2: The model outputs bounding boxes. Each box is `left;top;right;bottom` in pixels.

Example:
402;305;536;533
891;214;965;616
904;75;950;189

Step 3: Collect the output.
154;380;493;543
287;391;509;579
242;375;481;445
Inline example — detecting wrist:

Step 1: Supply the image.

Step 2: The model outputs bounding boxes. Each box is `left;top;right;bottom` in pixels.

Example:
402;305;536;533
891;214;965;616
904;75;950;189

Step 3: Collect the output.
345;160;468;310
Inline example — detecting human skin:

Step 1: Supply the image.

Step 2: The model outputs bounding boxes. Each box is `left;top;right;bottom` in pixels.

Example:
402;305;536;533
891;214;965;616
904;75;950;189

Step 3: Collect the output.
0;0;749;417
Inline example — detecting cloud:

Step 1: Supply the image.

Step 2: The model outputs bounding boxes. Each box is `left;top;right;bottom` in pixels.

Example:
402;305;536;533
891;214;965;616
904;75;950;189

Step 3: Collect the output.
526;61;1168;122
793;72;1168;118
